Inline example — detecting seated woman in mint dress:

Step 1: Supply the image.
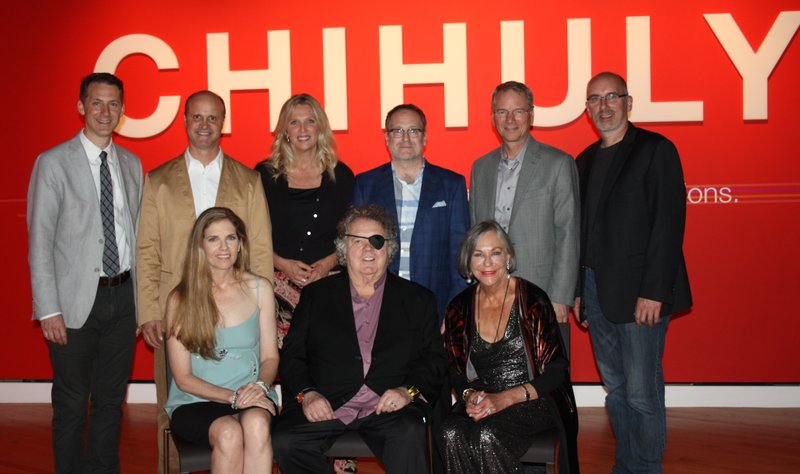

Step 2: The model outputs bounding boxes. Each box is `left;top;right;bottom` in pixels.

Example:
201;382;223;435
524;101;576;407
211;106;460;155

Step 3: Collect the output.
164;207;279;472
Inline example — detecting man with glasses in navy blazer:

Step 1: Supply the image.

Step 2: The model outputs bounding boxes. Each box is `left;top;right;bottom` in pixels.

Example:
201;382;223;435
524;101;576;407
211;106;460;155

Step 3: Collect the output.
353;104;469;324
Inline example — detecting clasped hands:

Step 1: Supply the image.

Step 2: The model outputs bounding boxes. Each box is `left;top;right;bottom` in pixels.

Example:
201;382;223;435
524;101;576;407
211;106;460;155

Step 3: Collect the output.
301;387;412;422
232;382;276;415
279;255;336;288
464;389;509;421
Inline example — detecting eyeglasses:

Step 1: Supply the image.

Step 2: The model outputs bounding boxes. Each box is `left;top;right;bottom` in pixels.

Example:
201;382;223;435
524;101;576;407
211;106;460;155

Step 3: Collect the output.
387;128;424;138
586;93;628;106
344;233;387;250
493;108;531;119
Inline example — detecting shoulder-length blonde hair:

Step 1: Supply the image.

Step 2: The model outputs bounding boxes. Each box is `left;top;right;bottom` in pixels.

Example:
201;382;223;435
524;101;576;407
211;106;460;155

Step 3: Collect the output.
267;93;339;181
167;207;251;360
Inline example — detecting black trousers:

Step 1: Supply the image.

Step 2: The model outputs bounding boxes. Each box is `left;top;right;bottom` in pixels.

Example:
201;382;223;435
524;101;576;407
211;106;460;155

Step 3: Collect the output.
48;278;136;474
273;402;428;474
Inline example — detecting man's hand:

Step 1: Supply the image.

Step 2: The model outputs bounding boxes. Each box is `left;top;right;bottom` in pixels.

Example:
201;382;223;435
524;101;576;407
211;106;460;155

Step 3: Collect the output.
573;297;588;328
552;302;569;323
375;387;412;414
41;315;67;345
301;391;335;422
634;297;662;327
141;320;164;349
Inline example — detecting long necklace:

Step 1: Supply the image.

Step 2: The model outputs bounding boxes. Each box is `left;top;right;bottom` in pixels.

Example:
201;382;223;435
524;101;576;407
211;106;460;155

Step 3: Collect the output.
477;277;511;343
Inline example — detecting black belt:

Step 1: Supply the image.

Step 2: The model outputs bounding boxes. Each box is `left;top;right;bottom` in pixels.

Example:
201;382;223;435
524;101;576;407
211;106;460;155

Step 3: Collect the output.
98;270;131;287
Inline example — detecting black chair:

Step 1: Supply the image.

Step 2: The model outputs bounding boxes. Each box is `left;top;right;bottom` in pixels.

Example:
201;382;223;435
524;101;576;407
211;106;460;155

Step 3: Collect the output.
163;348;212;473
163;427;212;474
519;322;571;474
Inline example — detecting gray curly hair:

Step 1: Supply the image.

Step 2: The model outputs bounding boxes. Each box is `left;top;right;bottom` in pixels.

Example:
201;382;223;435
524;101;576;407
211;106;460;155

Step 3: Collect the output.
334;204;399;265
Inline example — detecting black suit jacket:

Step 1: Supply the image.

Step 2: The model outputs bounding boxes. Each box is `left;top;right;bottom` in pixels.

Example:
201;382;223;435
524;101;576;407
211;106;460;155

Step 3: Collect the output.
576;123;692;323
279;271;447;413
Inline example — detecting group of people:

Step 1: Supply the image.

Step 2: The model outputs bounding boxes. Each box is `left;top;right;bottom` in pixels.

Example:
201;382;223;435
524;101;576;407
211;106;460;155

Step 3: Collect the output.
28;70;691;474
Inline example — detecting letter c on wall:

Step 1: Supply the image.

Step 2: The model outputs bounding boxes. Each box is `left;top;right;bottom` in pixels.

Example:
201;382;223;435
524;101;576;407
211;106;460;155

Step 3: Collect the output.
95;34;181;138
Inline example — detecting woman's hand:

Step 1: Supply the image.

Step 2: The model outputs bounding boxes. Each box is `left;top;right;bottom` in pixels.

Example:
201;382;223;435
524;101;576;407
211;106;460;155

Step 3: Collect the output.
465;389;518;421
233;382;277;415
275;255;314;287
308;253;338;283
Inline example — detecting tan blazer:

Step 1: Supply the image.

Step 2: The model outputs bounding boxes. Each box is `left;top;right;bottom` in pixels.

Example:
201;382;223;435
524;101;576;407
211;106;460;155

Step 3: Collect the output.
135;154;273;326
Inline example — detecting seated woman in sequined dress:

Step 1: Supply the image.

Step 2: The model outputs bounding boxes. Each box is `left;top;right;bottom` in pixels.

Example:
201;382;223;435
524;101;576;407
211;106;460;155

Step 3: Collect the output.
438;220;580;473
164;207;279;473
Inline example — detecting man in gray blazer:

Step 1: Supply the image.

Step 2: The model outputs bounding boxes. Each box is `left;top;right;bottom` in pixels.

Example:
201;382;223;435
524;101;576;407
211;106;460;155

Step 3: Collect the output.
27;72;143;473
470;81;579;322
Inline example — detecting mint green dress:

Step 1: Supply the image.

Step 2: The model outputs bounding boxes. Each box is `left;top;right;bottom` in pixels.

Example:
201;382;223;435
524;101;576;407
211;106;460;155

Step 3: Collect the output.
165;280;276;417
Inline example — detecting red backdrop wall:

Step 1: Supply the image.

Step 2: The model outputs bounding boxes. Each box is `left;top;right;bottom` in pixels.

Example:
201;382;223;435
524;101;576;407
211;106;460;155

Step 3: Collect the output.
3;0;799;383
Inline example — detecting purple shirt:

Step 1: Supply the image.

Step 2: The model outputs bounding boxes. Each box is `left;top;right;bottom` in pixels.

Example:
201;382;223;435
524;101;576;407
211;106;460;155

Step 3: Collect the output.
333;272;387;424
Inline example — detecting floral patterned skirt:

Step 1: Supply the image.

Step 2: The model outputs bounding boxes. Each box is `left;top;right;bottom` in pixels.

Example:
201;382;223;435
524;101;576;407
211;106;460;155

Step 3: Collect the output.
273;270;301;350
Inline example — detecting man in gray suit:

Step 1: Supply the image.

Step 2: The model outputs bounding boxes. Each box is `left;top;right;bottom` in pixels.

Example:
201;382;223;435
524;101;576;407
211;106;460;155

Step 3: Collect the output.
27;72;143;473
470;81;579;322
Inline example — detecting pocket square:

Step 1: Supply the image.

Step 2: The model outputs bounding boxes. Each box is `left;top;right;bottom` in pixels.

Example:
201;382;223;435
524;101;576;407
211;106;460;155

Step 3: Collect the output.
432;200;447;208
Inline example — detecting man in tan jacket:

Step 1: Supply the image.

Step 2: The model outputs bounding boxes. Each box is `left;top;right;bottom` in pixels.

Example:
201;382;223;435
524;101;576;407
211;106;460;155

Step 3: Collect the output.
136;90;273;472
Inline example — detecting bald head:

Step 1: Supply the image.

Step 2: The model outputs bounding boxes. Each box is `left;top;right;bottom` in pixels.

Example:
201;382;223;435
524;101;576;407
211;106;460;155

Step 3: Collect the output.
184;90;226;119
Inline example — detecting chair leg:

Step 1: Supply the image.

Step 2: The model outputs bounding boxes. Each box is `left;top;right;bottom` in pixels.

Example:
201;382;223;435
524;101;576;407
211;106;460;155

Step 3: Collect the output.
163;428;171;474
426;423;434;474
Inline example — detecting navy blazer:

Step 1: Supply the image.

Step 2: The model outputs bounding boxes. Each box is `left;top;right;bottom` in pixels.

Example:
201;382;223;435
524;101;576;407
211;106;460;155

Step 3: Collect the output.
353;161;469;321
576;123;692;323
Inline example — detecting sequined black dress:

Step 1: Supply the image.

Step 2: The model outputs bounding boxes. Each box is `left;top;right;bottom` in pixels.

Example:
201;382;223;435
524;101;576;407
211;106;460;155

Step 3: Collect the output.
439;302;555;473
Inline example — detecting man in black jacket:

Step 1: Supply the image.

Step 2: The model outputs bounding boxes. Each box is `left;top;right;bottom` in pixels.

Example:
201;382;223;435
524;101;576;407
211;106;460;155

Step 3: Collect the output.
273;205;446;473
576;72;692;474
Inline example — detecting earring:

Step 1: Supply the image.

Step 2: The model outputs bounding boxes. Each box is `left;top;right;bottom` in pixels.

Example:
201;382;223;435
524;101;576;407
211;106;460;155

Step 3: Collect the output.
506;260;511;278
285;134;290;143
466;273;473;284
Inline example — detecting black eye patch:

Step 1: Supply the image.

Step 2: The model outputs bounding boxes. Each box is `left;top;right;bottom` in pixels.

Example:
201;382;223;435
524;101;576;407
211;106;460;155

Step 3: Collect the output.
345;234;386;250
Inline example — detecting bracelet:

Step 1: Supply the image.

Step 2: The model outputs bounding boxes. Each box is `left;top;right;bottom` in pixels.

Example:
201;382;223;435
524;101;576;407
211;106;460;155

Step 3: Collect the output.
522;384;531;402
296;387;316;404
230;390;240;409
254;381;271;396
407;386;420;399
462;388;476;402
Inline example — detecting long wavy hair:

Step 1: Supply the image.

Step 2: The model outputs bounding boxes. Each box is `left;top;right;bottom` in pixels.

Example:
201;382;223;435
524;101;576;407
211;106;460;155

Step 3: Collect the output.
167;207;251;360
267;93;338;181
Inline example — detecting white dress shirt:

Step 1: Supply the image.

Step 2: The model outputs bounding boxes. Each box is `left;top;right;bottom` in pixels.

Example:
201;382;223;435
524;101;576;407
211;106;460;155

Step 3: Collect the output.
185;148;223;217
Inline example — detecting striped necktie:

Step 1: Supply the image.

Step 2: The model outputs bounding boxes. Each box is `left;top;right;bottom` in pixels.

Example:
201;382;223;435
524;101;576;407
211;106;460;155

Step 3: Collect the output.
99;151;120;276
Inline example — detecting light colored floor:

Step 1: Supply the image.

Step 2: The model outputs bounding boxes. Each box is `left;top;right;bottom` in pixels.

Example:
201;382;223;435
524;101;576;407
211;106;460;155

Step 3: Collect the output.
0;404;798;473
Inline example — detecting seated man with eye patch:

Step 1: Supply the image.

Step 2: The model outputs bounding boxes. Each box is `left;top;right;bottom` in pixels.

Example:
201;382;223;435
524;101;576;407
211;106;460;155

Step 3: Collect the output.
273;204;447;474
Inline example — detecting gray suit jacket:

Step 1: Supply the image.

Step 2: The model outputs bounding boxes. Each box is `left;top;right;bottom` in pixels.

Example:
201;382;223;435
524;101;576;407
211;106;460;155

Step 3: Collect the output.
27;133;143;328
469;135;579;305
